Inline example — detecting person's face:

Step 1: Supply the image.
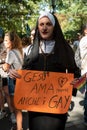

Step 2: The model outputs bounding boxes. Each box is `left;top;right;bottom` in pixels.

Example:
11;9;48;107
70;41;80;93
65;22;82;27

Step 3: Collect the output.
38;17;54;40
4;35;12;50
84;28;87;35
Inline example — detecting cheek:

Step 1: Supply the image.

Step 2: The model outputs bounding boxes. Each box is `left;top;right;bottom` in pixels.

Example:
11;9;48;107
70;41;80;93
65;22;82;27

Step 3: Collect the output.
4;42;8;46
5;42;11;48
48;28;54;35
50;27;54;32
38;28;43;36
84;30;87;33
38;26;42;32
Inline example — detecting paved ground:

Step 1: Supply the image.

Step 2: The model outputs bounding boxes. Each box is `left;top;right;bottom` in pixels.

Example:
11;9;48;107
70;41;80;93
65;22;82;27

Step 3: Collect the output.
0;109;29;130
66;91;84;126
65;91;87;130
0;91;87;130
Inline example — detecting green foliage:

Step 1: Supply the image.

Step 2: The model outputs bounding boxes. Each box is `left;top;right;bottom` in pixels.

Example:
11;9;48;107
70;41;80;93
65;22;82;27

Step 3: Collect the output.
56;0;87;39
0;0;87;39
0;0;39;36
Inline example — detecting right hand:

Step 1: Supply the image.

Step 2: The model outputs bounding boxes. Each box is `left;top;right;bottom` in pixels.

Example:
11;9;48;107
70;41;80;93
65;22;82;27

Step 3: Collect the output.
8;69;21;79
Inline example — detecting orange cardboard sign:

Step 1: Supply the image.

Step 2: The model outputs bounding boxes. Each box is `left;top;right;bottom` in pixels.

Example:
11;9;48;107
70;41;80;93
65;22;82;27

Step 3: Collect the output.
14;70;74;114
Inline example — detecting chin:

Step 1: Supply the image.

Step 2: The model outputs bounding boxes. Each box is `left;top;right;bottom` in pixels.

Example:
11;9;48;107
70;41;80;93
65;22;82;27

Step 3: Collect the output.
42;37;51;40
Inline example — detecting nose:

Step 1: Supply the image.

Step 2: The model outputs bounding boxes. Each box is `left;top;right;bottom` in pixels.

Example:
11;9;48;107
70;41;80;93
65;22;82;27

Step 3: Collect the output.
43;25;47;31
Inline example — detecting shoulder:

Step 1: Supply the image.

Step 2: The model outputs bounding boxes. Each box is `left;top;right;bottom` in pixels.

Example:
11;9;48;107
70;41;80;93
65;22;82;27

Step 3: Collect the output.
7;50;18;58
79;36;87;47
11;49;20;55
7;50;14;55
12;49;19;54
80;36;87;43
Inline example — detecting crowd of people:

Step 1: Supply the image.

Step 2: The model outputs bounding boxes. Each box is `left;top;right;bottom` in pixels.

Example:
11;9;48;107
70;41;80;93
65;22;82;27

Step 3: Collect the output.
0;11;87;130
0;33;32;130
76;24;87;125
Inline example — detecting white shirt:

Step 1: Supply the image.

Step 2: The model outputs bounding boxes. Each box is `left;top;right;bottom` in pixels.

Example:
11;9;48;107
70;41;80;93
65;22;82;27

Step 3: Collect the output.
79;35;87;75
39;40;55;53
26;40;55;55
5;49;23;70
23;45;32;55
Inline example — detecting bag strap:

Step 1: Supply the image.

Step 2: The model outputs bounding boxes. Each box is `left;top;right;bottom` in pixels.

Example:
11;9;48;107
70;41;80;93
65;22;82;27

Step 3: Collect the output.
12;50;22;65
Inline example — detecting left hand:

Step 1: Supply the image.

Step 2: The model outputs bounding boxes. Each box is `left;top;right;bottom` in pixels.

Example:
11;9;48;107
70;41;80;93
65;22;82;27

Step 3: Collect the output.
70;78;79;86
2;63;10;72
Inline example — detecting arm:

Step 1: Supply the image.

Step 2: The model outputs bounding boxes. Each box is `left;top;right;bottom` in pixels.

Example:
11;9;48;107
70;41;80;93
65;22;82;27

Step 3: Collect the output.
9;69;21;79
2;63;10;72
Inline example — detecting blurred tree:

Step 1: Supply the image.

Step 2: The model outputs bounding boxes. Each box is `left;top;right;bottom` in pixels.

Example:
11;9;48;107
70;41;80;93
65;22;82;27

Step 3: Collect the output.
54;0;87;39
0;0;40;36
0;0;87;39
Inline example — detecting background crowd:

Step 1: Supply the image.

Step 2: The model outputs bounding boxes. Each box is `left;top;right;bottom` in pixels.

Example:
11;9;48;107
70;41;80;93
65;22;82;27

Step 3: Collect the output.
0;11;87;130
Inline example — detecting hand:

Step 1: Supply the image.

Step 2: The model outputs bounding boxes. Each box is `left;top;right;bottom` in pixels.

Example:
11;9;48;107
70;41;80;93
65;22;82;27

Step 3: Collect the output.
2;63;9;72
70;78;79;85
8;69;21;79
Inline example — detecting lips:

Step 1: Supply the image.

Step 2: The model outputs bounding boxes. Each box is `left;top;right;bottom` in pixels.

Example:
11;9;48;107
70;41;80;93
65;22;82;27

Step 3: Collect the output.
42;31;48;35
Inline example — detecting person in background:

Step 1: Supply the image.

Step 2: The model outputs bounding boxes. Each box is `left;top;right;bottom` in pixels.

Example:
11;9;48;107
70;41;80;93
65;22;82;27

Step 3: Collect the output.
22;29;35;57
0;37;13;120
22;35;31;55
0;37;6;64
79;24;87;125
8;12;80;130
0;66;14;120
0;38;6;115
2;31;23;130
73;33;82;52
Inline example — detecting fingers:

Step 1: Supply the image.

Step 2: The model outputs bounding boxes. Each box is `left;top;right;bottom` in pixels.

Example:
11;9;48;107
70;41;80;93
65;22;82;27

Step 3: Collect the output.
8;69;21;79
70;78;79;85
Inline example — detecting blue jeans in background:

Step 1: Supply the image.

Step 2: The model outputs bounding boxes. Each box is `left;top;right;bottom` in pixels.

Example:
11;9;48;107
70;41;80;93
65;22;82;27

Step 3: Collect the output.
7;77;16;95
